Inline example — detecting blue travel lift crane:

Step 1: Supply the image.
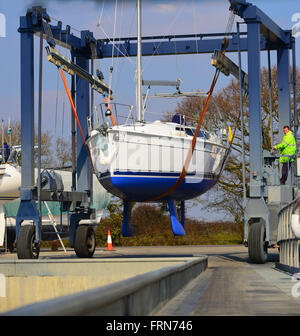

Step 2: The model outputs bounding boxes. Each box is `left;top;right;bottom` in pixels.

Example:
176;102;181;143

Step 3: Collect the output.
16;1;297;262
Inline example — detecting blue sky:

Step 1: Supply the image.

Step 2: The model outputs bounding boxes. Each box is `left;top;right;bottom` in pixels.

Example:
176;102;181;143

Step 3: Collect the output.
0;0;299;136
0;0;299;220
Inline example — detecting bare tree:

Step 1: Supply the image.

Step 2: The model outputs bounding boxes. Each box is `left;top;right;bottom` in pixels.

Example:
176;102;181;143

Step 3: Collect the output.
165;66;300;223
0;120;54;167
55;137;72;168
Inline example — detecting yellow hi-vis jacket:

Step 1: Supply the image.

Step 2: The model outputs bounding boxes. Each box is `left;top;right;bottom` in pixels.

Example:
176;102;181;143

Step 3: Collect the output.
274;130;296;163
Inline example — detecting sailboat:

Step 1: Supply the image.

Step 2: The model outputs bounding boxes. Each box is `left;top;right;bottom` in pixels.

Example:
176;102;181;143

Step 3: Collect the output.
87;0;230;236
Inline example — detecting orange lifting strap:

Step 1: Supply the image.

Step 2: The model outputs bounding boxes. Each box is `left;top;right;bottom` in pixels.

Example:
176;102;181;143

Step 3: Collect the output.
145;69;220;202
58;67;94;168
59;65;224;203
58;67;117;173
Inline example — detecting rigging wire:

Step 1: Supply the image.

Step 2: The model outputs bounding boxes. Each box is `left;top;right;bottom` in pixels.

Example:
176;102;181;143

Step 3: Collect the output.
108;0;118;101
95;0;106;112
192;0;201;83
142;2;186;73
51;3;238;203
52;26;70;142
112;0;126;96
174;37;181;84
145;68;220;202
144;9;237;202
58;66;95;169
225;10;236;37
97;0;106;27
50;16;82;34
55;70;59;139
97;24;135;66
61;91;65;138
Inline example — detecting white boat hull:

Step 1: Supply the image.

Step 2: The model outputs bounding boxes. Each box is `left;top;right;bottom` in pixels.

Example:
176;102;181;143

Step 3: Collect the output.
88;122;229;201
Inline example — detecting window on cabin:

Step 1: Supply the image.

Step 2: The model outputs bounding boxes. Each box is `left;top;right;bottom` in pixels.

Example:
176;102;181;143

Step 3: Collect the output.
175;127;206;138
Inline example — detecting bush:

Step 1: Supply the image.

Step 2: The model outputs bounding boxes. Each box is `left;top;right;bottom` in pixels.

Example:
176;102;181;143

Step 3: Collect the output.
95;202;243;247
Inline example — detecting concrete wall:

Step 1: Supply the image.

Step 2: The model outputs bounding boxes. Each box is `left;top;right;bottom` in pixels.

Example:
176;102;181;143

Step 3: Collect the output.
2;256;207;315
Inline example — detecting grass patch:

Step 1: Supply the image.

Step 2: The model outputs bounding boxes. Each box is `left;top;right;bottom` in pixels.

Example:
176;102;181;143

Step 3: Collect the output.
41;204;243;248
96;204;243;246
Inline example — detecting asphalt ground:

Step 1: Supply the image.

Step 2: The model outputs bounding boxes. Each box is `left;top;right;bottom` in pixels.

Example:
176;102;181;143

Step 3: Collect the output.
2;245;300;316
152;245;300;316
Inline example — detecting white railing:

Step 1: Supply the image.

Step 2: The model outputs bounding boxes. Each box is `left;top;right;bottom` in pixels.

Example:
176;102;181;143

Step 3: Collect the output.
89;103;134;130
277;198;300;269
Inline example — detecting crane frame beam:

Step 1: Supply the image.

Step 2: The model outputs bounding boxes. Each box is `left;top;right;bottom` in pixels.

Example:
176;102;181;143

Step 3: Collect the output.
17;2;296;250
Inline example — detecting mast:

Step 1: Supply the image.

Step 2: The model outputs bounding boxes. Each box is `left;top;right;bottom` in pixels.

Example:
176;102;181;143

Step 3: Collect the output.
136;0;143;122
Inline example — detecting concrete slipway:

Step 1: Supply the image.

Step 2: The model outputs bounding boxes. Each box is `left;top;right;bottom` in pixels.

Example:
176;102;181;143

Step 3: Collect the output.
0;248;207;315
1;245;300;316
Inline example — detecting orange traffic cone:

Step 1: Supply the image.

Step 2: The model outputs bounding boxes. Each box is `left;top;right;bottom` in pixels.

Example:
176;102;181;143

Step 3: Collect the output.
106;230;114;251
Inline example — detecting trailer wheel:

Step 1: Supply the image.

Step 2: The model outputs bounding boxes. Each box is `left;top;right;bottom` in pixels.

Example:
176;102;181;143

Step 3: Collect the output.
248;221;268;264
74;225;96;258
17;225;40;259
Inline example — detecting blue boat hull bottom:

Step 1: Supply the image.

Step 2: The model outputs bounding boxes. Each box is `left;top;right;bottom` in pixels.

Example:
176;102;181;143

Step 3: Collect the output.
99;172;218;202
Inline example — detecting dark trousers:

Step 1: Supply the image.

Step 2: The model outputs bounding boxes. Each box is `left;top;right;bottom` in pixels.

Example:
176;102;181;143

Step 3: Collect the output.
280;162;289;185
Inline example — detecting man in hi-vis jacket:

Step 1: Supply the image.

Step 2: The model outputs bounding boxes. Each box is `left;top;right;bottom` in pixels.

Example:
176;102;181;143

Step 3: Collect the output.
273;125;296;185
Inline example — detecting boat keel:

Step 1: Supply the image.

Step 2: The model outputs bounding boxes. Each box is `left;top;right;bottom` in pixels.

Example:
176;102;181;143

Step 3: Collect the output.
122;201;135;237
167;199;186;236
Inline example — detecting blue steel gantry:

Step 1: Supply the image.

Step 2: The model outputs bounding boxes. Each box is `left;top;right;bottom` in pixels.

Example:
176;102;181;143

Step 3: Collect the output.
16;1;297;262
